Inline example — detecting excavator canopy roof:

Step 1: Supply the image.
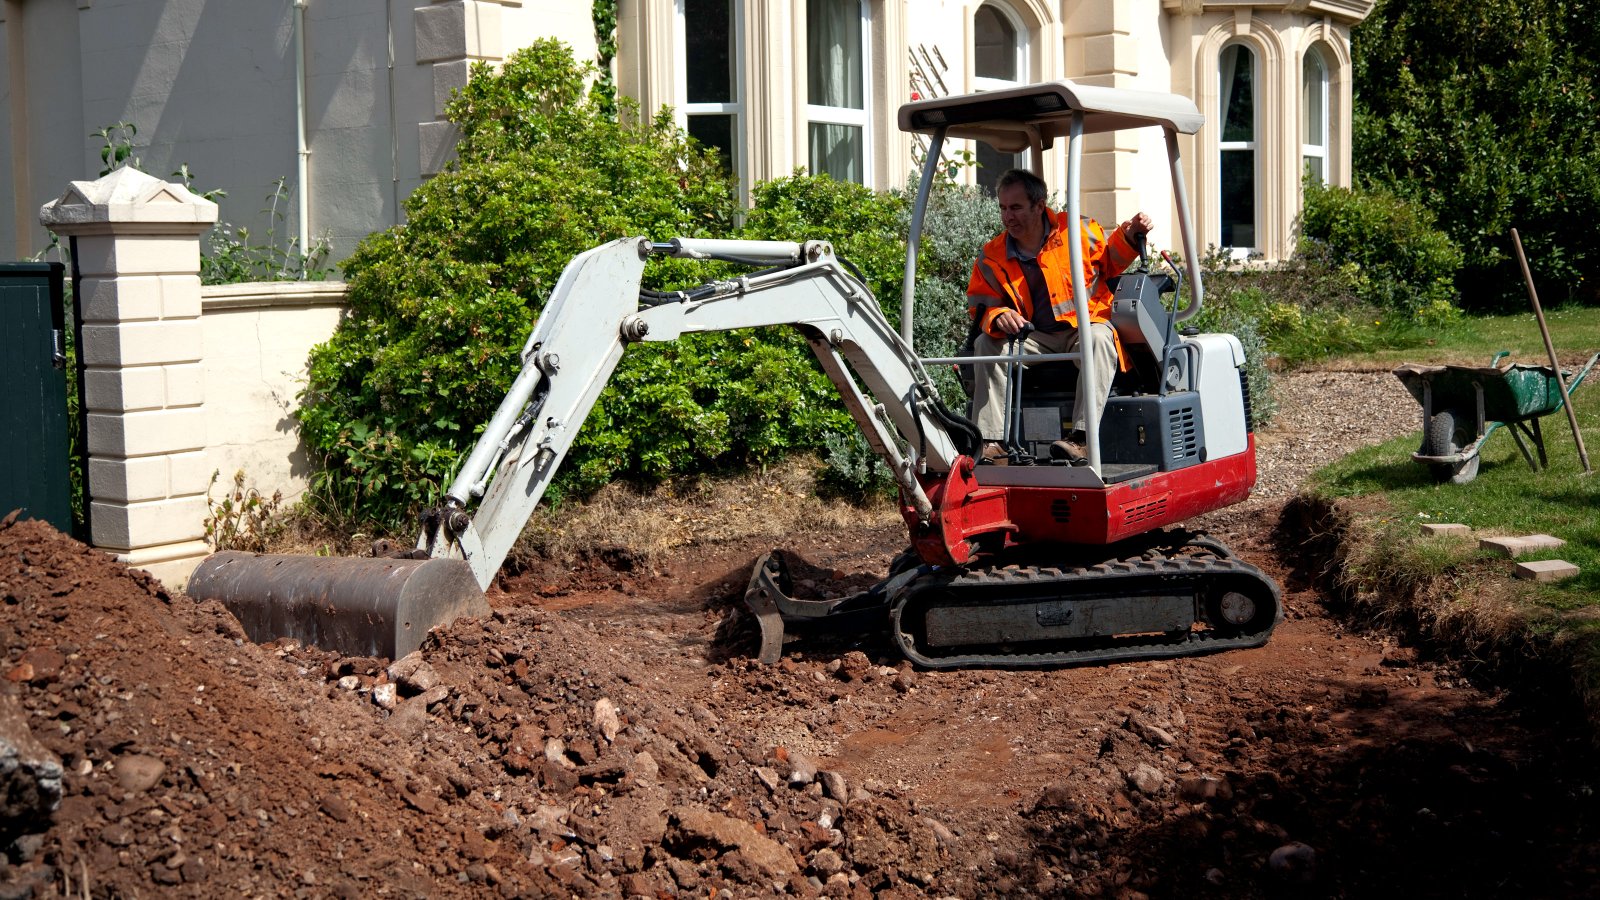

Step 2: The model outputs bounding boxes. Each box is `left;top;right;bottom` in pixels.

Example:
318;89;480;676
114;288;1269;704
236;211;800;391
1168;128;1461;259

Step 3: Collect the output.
897;80;1204;152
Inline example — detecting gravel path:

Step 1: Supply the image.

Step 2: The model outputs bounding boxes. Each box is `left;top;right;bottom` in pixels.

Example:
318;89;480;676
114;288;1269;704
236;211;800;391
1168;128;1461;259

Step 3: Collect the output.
1248;369;1420;504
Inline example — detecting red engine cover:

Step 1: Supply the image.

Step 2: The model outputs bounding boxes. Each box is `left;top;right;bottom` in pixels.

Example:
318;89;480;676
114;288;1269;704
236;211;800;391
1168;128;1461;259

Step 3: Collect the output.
901;436;1258;566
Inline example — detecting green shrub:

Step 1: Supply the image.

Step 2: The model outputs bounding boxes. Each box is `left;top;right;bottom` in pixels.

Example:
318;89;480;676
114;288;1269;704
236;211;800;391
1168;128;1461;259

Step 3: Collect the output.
296;43;917;530
906;182;996;409
297;40;740;529
1298;178;1464;315
201;177;333;285
815;431;894;503
1352;0;1600;308
742;172;907;321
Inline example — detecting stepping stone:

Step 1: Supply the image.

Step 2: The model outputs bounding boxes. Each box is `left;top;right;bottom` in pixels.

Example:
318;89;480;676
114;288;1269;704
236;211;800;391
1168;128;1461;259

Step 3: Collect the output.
1419;523;1471;536
1480;534;1567;557
1514;559;1579;582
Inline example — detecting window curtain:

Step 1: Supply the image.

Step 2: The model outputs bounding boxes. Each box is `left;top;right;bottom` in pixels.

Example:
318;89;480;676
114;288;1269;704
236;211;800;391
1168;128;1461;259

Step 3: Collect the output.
808;0;863;109
1219;45;1243;141
810;124;862;182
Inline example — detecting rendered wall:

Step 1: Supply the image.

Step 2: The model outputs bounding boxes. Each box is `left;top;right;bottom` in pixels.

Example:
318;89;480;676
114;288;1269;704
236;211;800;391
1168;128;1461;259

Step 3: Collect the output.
201;282;347;506
0;0;596;263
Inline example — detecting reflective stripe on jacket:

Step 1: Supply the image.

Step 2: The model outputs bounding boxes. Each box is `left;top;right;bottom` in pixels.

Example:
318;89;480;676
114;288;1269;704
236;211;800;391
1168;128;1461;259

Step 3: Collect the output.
965;209;1140;364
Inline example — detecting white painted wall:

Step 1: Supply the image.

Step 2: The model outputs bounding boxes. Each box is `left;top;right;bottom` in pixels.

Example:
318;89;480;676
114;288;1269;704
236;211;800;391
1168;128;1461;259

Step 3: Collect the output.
0;0;597;264
201;282;347;505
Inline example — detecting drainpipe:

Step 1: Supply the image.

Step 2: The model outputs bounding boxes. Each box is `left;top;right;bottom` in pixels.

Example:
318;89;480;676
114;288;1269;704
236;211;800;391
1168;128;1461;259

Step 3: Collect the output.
293;0;311;263
385;0;399;222
5;0;32;258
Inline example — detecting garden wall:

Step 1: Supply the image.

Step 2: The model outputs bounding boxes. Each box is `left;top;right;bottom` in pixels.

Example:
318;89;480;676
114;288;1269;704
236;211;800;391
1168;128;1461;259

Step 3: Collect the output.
39;167;346;587
201;281;347;506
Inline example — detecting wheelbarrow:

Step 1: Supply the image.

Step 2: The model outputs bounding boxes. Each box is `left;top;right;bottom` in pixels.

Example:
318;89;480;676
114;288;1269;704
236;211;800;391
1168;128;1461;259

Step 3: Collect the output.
1393;351;1600;484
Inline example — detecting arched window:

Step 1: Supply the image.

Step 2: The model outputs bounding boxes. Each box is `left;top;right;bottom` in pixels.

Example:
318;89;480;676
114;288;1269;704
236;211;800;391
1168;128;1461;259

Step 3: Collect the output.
1302;47;1330;184
679;0;744;181
1219;43;1257;251
808;0;871;184
973;2;1028;194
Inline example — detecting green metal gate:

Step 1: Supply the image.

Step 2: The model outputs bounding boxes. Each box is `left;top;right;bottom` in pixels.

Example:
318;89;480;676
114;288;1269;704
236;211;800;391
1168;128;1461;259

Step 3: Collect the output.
0;262;72;532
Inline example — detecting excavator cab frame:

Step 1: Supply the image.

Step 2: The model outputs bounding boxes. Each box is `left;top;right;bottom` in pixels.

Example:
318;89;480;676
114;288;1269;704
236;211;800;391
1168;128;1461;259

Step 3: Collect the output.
897;79;1207;475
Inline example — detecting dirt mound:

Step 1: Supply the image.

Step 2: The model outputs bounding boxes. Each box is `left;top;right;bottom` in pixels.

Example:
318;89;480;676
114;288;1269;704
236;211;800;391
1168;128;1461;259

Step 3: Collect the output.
0;517;983;897
6;499;1600;898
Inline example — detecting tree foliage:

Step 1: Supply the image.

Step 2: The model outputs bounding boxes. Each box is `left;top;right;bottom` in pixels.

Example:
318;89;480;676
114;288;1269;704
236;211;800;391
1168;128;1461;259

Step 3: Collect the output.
1352;0;1600;307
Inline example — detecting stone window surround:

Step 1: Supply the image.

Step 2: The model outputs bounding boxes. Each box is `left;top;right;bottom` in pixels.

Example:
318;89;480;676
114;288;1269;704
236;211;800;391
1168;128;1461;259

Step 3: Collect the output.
1190;11;1355;260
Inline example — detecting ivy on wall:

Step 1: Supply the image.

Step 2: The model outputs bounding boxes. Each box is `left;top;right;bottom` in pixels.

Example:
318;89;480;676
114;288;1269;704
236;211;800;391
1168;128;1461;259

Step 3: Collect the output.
591;0;619;118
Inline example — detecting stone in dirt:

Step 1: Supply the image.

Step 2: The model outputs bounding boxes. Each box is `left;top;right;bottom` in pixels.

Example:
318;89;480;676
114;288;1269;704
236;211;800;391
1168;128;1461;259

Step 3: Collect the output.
669;806;800;879
112;754;166;794
1177;776;1232;804
386;652;441;693
820;770;849;803
788;753;819;786
1419;523;1471;536
371;683;398;710
593;698;621;742
1125;763;1165;795
0;694;62;838
1269;841;1317;883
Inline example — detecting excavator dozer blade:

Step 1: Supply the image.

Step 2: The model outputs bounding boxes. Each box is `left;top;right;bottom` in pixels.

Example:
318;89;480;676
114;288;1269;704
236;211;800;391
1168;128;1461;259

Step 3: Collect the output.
187;552;491;659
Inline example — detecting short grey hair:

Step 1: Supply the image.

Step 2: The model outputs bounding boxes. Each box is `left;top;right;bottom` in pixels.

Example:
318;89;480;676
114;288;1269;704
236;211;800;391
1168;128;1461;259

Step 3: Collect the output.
996;169;1047;205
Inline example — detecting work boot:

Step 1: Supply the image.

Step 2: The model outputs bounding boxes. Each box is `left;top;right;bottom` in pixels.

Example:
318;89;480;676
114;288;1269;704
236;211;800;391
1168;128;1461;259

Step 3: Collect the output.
981;441;1009;466
1049;438;1087;463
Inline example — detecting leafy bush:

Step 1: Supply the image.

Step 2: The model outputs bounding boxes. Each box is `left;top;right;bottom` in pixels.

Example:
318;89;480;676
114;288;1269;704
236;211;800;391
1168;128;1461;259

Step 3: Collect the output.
1298;178;1463;314
1352;0;1600;307
815;431;894;503
296;43;919;530
297;41;740;528
201;177;333;285
906;181;996;408
742;172;907;320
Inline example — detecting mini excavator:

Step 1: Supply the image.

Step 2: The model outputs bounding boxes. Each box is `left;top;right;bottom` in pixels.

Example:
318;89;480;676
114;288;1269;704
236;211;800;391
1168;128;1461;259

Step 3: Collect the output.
189;80;1282;667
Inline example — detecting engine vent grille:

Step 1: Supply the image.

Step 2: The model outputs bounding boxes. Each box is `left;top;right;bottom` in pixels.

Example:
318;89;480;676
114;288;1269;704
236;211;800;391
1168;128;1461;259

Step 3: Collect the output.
1121;494;1170;526
1239;370;1255;433
1167;405;1200;459
1049;499;1072;523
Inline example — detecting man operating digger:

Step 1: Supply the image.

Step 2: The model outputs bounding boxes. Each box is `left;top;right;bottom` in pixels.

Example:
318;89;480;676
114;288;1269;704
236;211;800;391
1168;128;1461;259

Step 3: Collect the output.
967;168;1151;463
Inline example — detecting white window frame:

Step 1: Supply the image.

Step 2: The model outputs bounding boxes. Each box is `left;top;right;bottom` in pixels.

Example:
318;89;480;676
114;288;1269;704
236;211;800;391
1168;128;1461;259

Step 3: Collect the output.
805;0;872;186
971;2;1030;189
675;0;746;187
1301;47;1330;184
1218;42;1258;257
972;1;1028;92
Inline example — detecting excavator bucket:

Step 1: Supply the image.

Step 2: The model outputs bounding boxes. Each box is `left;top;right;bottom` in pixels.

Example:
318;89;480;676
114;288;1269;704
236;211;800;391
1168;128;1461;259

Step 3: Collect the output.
186;552;491;659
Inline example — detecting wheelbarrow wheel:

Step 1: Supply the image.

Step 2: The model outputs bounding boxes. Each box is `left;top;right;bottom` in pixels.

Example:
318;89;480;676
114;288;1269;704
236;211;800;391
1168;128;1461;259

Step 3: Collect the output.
1425;408;1479;484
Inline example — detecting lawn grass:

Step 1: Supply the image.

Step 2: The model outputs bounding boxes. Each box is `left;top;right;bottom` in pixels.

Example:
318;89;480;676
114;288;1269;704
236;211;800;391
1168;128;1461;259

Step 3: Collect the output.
1301;304;1600;371
1302;305;1600;729
1310;383;1600;607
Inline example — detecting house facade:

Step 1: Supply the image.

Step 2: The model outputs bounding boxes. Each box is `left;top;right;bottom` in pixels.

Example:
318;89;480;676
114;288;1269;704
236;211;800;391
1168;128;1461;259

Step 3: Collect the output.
2;0;1371;265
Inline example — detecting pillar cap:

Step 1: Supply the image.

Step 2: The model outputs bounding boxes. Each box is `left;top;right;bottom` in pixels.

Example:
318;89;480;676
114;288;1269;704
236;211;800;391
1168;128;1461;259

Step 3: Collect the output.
40;166;219;235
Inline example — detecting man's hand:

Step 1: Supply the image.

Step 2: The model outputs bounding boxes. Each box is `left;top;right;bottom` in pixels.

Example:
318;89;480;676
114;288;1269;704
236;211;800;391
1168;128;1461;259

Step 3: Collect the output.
1122;212;1153;237
992;308;1028;336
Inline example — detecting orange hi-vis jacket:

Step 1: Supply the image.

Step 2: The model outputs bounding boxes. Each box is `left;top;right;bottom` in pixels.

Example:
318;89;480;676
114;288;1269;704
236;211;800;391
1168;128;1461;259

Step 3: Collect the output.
966;208;1141;361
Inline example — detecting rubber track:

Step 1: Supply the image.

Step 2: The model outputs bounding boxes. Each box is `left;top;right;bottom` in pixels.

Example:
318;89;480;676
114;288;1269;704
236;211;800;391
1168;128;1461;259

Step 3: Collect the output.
888;543;1282;669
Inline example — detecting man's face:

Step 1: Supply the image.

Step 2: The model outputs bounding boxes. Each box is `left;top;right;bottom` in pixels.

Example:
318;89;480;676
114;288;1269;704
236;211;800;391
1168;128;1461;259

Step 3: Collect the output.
997;183;1041;242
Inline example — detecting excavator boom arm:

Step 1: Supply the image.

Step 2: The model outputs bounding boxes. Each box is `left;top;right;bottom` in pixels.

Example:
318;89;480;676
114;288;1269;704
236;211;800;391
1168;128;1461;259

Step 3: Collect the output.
430;237;969;590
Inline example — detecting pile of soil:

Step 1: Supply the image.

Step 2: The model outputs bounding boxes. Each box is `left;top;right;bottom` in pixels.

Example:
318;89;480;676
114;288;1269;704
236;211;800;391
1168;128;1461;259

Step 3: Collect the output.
4;497;1600;897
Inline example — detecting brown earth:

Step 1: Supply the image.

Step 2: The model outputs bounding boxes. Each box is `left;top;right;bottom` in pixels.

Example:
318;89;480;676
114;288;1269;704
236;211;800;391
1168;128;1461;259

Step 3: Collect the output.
4;374;1600;898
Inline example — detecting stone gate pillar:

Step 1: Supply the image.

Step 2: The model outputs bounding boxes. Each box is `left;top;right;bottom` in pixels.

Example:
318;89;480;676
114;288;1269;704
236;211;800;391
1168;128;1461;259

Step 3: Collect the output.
39;167;218;585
